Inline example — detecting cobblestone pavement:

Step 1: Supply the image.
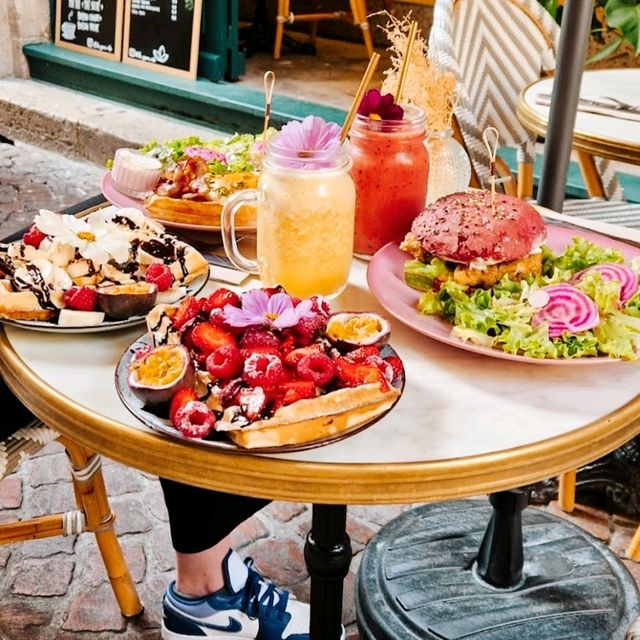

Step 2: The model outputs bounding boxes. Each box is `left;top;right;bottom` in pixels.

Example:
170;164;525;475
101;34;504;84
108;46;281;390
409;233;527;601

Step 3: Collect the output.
1;139;640;639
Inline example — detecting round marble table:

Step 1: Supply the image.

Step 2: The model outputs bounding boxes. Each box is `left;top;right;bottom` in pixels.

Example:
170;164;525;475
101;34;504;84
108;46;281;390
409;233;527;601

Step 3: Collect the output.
3;231;640;638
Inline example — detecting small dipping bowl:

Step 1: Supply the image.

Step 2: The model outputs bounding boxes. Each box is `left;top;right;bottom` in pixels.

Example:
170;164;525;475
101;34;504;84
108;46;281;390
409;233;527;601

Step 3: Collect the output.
111;148;163;199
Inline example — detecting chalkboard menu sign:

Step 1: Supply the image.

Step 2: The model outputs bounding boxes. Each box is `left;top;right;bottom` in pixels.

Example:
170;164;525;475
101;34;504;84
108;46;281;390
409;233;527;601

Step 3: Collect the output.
55;0;124;60
122;0;203;79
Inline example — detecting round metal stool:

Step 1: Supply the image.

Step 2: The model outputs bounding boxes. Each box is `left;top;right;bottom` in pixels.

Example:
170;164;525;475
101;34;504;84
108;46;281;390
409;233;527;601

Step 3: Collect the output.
356;498;640;640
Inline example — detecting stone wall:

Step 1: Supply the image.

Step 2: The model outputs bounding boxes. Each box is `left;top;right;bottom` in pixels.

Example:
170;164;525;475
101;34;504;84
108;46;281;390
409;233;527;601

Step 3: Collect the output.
0;0;50;78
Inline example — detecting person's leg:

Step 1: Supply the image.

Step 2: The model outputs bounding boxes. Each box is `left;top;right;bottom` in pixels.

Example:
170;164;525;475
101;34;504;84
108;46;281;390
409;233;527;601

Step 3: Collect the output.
0;377;36;441
159;477;269;596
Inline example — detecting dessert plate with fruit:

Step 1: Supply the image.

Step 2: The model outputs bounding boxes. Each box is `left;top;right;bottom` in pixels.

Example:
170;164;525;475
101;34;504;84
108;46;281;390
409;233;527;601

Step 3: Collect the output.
0;206;210;333
115;286;404;452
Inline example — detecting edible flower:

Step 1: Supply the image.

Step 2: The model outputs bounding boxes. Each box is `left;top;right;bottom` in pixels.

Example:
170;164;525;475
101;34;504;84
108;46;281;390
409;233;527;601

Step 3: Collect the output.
184;146;227;163
34;209;130;267
357;89;404;121
273;116;341;169
223;289;315;329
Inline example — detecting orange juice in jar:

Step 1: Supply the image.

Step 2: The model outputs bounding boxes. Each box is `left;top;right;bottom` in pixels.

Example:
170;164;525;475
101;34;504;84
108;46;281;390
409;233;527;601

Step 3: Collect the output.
222;118;355;298
349;104;429;257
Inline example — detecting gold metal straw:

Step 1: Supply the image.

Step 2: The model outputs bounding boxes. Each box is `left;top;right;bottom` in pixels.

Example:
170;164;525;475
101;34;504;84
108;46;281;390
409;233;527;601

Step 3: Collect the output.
482;126;500;214
262;70;276;142
340;52;381;144
395;21;418;103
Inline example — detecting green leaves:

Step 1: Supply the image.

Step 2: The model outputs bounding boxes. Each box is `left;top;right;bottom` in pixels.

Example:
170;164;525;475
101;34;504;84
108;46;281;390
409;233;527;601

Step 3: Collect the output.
605;0;640;54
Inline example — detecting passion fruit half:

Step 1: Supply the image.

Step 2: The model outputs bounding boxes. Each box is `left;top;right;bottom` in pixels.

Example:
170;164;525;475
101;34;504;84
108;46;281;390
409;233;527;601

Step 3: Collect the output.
325;312;390;351
97;282;158;319
128;344;195;405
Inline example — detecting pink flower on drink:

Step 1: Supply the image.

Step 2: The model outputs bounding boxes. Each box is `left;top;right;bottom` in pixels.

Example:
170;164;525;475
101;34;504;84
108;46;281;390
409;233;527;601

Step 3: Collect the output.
184;146;226;163
223;289;315;329
357;89;404;121
271;116;341;169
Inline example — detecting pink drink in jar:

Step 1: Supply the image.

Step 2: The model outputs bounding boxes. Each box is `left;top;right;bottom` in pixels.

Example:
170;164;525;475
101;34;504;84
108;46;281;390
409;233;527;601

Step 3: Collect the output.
349;105;429;257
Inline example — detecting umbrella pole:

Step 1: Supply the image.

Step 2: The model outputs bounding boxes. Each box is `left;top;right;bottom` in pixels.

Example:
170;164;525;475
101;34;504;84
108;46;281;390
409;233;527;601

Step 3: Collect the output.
536;0;593;213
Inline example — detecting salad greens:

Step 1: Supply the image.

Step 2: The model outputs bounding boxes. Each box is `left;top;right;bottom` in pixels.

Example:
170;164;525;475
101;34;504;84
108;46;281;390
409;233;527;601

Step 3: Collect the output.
405;236;640;360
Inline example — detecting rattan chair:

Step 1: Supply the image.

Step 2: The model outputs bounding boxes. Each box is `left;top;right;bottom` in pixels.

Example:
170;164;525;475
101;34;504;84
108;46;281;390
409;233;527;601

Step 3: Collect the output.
428;0;640;559
0;420;142;616
273;0;374;59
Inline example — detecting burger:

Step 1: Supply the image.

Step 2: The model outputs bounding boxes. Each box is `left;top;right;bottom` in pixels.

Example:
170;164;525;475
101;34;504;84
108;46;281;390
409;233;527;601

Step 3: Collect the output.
400;190;547;288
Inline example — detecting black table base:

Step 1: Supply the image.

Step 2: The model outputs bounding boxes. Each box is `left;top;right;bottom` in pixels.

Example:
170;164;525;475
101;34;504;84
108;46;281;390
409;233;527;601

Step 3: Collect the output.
531;437;640;516
356;497;640;640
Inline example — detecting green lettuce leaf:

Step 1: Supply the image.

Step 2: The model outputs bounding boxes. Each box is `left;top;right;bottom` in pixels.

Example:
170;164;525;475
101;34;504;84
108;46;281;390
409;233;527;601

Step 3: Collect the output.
404;258;451;291
593;313;640;360
551;236;624;272
575;270;621;315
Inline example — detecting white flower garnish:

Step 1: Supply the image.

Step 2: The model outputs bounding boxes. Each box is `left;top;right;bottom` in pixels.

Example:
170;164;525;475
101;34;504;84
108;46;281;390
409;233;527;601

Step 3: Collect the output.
34;209;130;267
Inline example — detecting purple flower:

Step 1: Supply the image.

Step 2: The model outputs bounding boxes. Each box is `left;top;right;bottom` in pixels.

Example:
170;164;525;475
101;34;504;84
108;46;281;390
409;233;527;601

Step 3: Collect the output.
271;116;342;169
357;89;404;121
184;146;227;163
223;289;315;329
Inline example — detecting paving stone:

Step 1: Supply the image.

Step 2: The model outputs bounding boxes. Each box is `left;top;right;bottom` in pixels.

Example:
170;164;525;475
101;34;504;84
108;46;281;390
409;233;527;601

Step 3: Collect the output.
610;520;637;557
22;452;71;487
262;501;307;523
145;484;169;523
101;463;145;496
146;524;175;574
83;540;146;587
0;546;11;568
10;558;74;596
537;501;612;542
0;603;53;639
23;481;75;519
230;514;270;549
19;534;76;559
112;498;154;535
251;538;307;588
61;583;127;633
0;476;22;508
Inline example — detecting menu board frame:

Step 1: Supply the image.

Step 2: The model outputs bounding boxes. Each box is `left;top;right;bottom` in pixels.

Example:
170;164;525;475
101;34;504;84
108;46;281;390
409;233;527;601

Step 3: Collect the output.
54;0;124;61
122;0;204;80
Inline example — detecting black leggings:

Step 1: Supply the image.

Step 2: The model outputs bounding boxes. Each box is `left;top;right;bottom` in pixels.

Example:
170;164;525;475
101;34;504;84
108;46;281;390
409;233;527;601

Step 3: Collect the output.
159;478;269;554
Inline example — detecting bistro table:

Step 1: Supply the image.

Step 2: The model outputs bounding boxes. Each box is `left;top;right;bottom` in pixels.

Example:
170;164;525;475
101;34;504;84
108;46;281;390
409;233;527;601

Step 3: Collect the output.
3;202;640;639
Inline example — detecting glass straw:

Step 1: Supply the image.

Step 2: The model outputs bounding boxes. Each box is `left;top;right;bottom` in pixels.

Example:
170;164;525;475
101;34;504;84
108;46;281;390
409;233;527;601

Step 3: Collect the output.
395;21;418;103
340;52;381;144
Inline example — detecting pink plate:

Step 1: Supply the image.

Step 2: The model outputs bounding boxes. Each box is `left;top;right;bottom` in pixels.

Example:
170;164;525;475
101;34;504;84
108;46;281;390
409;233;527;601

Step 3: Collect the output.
367;223;640;365
101;172;256;233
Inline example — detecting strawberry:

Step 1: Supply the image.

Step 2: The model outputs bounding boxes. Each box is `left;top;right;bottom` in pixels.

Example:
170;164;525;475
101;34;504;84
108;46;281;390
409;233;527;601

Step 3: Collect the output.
238;386;267;421
344;346;381;363
145;263;174;292
62;286;98;311
190;323;236;356
200;288;241;314
171;296;200;330
334;357;390;391
240;327;281;353
280;380;317;406
296;352;336;387
293;314;327;347
283;344;325;368
383;355;404;381
22;224;46;249
206;344;244;381
169;387;198;424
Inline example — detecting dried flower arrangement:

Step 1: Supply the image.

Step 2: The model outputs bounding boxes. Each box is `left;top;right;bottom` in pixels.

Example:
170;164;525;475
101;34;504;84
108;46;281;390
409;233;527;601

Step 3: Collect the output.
378;12;459;132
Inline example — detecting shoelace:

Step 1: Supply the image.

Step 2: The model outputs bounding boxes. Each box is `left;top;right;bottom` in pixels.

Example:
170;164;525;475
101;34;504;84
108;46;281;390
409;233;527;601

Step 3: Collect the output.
239;558;289;622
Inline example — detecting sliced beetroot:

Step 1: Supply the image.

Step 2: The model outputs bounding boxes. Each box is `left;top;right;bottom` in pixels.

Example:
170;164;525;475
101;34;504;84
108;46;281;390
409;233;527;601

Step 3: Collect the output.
576;263;639;303
532;284;599;338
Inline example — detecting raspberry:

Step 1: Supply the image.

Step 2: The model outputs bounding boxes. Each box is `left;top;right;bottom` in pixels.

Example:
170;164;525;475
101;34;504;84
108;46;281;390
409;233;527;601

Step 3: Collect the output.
206;344;244;381
242;352;286;389
296;352;336;387
145;263;174;292
62;286;98;311
293;314;327;347
240;327;281;354
173;400;216;438
200;288;241;314
169;387;198;424
23;224;46;249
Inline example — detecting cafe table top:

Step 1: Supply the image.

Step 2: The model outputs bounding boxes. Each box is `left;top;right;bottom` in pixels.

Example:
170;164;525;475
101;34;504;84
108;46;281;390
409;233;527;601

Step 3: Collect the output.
2;224;640;506
517;68;640;166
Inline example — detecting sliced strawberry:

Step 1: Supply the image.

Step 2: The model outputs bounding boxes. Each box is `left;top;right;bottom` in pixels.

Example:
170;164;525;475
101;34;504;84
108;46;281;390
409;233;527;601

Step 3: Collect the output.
169;387;198;424
240;327;281;352
283;343;325;368
280;380;317;406
171;296;200;330
23;224;46;249
334;358;390;392
238;386;267;421
199;288;241;314
190;323;236;355
344;346;381;363
383;355;404;381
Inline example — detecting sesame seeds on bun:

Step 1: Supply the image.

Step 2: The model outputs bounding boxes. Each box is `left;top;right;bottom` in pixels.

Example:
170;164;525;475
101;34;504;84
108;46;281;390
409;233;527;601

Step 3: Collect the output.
410;191;547;264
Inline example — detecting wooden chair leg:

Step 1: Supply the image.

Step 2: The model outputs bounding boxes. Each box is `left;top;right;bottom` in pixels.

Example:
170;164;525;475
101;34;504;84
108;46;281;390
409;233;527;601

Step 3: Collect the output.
349;0;374;58
558;469;576;513
60;436;143;618
575;150;606;199
517;161;534;199
274;0;289;59
627;525;640;562
310;20;318;47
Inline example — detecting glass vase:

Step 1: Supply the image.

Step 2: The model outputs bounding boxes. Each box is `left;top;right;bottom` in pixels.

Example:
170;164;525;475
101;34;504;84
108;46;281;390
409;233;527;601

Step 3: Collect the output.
425;128;472;205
